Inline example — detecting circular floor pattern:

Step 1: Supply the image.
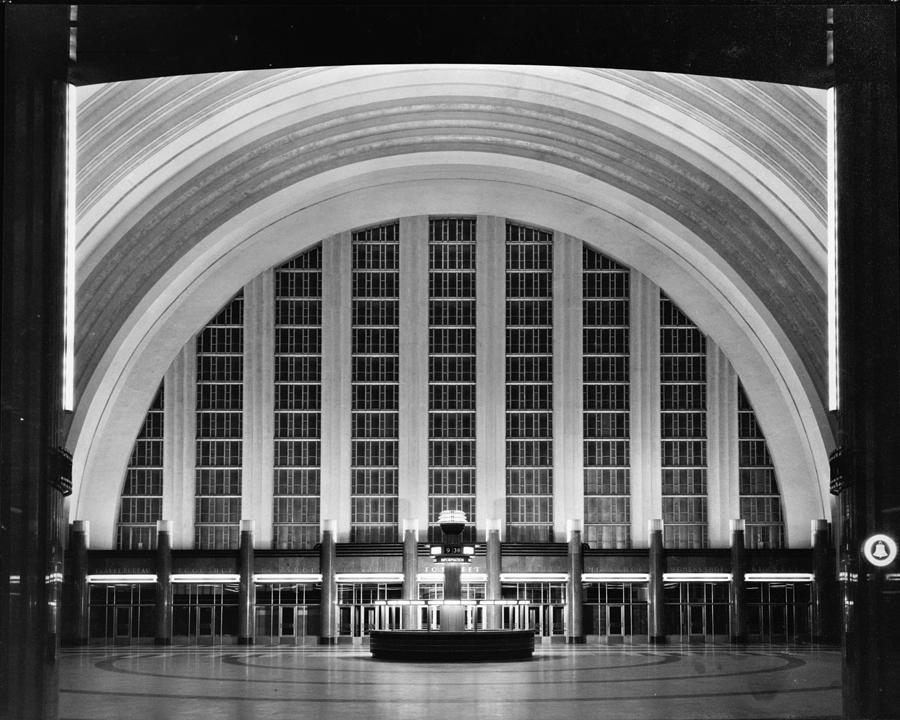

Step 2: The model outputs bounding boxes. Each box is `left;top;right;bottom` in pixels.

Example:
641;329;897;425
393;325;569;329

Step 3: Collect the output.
59;645;842;720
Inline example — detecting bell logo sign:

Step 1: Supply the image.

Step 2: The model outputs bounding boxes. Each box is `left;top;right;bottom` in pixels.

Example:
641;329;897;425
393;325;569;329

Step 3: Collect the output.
863;534;898;568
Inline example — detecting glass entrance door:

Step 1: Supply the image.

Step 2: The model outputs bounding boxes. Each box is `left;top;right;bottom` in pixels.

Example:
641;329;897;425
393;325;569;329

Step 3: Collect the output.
606;605;626;637
115;607;132;642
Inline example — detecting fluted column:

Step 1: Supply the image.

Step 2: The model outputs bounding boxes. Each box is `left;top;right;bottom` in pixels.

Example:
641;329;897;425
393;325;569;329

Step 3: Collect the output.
553;234;583;541
476;217;507;538
242;272;275;547
320;234;353;541
71;521;90;646
707;344;740;546
163;345;197;548
154;520;172;645
398;216;430;530
630;272;661;548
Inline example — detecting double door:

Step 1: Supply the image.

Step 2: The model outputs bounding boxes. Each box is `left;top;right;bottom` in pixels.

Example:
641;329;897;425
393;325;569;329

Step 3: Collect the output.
338;604;400;639
256;606;310;644
502;604;565;636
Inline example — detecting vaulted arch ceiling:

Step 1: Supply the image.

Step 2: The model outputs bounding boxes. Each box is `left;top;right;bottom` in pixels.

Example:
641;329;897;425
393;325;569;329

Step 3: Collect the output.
69;65;831;532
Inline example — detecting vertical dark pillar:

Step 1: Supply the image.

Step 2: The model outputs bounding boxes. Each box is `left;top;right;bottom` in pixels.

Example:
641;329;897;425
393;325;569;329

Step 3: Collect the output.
1;6;69;720
730;519;747;643
485;526;502;630
811;519;834;643
649;519;666;644
71;522;90;646
319;525;337;644
238;520;255;644
402;525;418;629
833;7;900;719
154;521;172;645
441;564;465;631
566;525;585;643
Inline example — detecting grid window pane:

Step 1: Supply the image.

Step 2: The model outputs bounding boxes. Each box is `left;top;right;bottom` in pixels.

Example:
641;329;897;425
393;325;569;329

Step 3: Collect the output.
273;247;323;549
505;223;553;540
351;223;400;542
660;293;708;549
738;383;785;548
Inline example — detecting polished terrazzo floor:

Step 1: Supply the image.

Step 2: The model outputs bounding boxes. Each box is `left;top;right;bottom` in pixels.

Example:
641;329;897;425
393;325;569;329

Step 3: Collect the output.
59;644;841;720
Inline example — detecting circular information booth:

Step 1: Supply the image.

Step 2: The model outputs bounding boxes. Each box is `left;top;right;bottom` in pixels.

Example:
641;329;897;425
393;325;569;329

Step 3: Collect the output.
369;630;535;661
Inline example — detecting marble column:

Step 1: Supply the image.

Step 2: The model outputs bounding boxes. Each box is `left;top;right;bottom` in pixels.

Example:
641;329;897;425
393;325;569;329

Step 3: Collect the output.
566;523;585;643
811;519;834;642
238;520;255;644
649;519;666;643
70;521;90;646
730;519;747;643
553;234;583;541
402;523;419;629
475;217;507;539
485;523;502;630
154;520;172;645
320;234;353;541
319;523;337;644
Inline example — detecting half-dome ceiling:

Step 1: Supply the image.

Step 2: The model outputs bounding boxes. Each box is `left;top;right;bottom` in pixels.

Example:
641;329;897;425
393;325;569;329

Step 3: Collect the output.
74;66;826;406
69;66;830;517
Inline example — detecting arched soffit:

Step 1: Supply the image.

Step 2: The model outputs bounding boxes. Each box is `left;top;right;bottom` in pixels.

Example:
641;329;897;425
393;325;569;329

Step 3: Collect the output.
69;167;831;549
74;66;828;411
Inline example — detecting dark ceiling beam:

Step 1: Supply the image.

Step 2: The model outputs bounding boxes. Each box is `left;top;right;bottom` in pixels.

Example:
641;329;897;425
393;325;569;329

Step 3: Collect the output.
69;3;833;87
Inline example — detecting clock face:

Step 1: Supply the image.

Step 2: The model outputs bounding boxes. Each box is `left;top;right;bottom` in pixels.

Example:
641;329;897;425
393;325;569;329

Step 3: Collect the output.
862;534;898;568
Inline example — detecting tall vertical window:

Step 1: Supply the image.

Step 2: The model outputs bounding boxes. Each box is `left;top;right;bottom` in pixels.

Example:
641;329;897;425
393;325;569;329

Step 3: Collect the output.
428;218;477;542
738;383;785;549
660;293;708;548
195;292;244;549
273;247;322;549
583;248;631;548
116;384;164;549
505;223;553;542
351;223;400;542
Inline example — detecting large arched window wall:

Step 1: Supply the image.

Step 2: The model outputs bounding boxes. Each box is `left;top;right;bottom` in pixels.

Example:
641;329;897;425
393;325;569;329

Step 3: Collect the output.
115;217;786;551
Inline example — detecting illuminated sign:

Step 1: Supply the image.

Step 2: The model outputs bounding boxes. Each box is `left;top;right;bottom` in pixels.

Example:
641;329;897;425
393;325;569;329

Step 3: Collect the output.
863;534;898;568
430;543;476;563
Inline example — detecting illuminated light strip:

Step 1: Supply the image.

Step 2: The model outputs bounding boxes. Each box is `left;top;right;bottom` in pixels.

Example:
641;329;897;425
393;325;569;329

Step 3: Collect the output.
582;573;650;583
88;574;157;584
827;85;840;411
334;573;404;583
887;574;900;582
416;573;488;583
744;573;815;583
170;574;240;583
499;573;569;583
45;572;64;583
63;83;77;411
253;574;322;583
663;573;732;582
